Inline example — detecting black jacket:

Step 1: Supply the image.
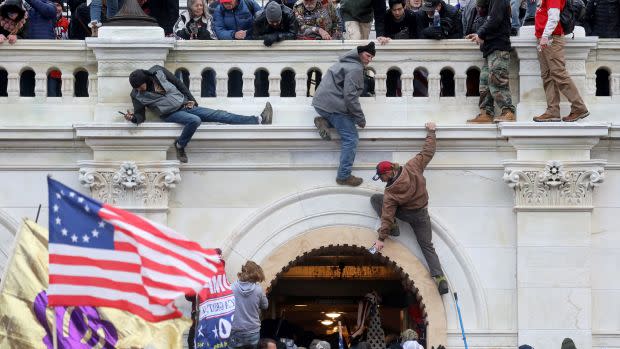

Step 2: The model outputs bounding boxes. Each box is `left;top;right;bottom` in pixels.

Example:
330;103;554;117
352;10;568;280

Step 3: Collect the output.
253;2;299;44
148;0;180;35
379;9;417;38
462;0;486;35
585;0;620;38
476;0;511;57
415;1;462;39
129;65;197;124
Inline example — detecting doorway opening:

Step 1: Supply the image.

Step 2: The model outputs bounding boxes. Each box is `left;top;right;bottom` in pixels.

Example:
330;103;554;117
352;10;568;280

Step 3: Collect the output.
261;245;427;348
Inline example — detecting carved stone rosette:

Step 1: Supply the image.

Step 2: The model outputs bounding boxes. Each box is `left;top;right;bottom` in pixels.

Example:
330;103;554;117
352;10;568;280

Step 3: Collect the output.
503;160;605;210
78;161;181;209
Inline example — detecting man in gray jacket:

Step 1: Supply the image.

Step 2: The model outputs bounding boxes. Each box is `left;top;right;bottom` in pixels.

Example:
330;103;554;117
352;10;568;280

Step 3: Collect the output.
312;42;375;187
124;65;273;163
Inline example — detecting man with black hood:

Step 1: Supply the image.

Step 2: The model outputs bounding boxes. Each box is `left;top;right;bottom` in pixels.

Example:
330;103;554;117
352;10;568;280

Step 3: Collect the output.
415;0;461;39
124;65;273;163
312;42;375;187
254;1;299;46
369;121;449;295
465;0;516;123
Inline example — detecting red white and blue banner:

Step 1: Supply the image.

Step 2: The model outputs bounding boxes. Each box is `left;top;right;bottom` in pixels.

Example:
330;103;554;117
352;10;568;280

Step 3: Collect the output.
195;274;235;349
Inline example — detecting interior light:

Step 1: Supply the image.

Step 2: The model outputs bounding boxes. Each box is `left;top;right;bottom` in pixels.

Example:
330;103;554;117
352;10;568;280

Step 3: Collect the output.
294;304;307;307
325;312;341;319
320;320;334;326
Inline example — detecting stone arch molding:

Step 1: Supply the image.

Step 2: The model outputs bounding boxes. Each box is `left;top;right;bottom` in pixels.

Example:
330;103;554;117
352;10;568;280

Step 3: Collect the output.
221;186;489;344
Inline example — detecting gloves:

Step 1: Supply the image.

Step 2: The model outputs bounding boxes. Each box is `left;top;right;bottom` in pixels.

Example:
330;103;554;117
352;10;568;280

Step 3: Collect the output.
357;119;366;128
421;26;444;40
263;33;282;47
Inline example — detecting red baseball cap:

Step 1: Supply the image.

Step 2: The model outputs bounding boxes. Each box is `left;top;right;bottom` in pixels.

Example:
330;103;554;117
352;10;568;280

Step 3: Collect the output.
219;0;233;3
372;161;392;181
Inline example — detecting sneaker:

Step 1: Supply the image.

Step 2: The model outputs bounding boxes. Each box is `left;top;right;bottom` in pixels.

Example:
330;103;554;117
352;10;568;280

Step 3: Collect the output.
174;141;188;163
562;110;590;122
260;102;273;125
494;109;516;123
389;222;400;236
533;113;560;122
314;116;332;141
466;109;494;124
88;20;101;37
336;175;363;187
434;275;449;295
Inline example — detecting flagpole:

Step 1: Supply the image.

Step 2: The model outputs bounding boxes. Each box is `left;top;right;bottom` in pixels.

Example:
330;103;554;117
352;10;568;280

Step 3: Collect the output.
52;306;58;349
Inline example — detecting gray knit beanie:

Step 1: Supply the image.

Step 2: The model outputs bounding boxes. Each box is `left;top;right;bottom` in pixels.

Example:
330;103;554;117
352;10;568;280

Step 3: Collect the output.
265;1;282;22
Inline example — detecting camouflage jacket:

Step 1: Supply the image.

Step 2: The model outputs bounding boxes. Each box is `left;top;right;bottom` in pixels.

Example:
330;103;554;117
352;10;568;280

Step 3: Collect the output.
293;0;342;39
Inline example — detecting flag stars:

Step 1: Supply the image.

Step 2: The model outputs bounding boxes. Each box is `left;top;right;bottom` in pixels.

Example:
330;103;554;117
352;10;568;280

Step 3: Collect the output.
69;192;75;198
55;193;62;199
91;229;99;238
53;204;59;212
84;205;90;212
98;221;105;228
82;235;90;243
77;197;84;203
55;217;61;225
71;234;78;242
61;228;68;236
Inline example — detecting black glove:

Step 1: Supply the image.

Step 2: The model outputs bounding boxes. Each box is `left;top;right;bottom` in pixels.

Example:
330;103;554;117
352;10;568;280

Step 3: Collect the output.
263;34;276;46
421;26;444;40
357;119;366;128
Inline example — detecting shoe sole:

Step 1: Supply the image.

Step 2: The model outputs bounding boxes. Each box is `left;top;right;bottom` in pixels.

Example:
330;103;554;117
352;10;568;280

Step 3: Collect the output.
533;117;561;122
335;179;363;186
562;111;590;122
261;102;273;125
467;120;494;124
314;118;331;141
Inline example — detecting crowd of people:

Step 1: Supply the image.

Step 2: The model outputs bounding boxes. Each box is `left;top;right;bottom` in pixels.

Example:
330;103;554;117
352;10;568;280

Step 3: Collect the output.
0;0;619;43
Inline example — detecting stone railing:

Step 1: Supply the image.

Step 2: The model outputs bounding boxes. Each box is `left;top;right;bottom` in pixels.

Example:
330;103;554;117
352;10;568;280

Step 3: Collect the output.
0;26;618;125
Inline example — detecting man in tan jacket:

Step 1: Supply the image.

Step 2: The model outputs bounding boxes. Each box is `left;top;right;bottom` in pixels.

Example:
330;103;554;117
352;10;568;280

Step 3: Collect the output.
370;121;448;295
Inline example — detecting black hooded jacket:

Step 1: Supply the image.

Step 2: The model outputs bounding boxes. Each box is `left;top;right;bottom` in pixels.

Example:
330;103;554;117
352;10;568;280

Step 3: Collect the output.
415;1;462;39
253;2;299;43
476;0;511;57
379;9;417;39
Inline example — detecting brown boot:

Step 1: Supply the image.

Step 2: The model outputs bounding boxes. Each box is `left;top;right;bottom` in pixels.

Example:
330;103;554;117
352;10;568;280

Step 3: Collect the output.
533;113;560;122
336;175;363;187
562;110;590;122
466;109;494;124
494;109;516;123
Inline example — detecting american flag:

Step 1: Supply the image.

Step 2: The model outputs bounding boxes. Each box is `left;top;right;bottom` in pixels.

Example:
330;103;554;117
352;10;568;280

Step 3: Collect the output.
47;177;224;322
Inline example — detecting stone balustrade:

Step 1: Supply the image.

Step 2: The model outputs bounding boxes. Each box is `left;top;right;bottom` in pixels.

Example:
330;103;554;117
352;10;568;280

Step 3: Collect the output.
0;27;618;126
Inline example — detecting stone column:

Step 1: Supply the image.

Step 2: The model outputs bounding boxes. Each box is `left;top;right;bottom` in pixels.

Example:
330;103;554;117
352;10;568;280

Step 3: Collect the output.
500;123;608;349
86;26;175;121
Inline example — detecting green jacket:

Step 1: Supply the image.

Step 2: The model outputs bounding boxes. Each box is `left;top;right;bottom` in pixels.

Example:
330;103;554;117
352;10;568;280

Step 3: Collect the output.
340;0;385;33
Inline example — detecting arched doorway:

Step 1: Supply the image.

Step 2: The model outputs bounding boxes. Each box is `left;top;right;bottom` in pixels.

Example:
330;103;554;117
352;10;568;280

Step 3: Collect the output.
262;245;428;347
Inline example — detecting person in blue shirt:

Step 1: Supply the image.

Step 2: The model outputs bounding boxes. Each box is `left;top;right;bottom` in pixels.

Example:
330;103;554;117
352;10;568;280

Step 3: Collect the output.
213;0;261;39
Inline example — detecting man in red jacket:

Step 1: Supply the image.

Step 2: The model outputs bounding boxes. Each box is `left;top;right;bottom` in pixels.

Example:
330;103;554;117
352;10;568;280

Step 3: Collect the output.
370;121;448;295
532;0;589;122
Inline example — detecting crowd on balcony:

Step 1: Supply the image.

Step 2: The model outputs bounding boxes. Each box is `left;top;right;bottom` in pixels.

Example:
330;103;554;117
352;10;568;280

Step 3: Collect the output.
1;0;619;43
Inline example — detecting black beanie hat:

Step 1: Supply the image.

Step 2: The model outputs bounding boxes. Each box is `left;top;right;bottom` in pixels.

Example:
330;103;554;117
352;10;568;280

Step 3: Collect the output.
129;69;149;88
357;41;376;56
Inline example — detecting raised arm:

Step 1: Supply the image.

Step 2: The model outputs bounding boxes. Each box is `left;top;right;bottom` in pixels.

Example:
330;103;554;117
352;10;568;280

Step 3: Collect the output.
406;122;437;171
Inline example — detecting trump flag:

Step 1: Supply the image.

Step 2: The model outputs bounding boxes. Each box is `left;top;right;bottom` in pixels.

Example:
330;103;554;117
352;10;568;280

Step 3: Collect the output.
47;177;224;322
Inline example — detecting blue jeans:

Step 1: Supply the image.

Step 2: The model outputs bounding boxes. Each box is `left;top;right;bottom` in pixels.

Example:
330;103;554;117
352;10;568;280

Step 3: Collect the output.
523;0;537;24
163;106;258;147
229;331;260;348
315;108;359;180
90;0;124;23
510;0;521;30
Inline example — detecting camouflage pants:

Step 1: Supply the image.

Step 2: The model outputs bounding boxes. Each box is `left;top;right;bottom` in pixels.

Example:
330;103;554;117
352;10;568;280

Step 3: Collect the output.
479;50;516;116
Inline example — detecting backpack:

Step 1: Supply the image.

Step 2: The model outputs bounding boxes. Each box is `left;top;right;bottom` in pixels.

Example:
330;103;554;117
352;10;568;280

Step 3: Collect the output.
560;0;586;35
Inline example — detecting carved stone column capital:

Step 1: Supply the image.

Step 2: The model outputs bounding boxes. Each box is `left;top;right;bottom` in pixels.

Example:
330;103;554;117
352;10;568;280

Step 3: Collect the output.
503;160;606;211
78;160;181;212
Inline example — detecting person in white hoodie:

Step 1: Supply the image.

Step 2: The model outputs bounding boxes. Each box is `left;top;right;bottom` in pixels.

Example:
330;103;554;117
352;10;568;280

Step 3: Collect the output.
231;261;269;349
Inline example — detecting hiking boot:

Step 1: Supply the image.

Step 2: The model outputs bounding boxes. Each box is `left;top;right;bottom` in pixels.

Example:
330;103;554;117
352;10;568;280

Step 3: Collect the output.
466;109;494;124
533;113;560;122
314;116;332;141
389;222;400;236
562;110;590;122
494;109;516;123
434;275;449;295
336;175;363;187
260;102;273;125
174;141;188;163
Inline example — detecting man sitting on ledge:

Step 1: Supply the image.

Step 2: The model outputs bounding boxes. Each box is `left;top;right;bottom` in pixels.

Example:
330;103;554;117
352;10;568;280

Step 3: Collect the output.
124;65;273;163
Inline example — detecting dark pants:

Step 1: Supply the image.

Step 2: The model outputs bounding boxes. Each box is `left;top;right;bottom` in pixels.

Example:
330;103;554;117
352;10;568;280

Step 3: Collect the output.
370;194;444;277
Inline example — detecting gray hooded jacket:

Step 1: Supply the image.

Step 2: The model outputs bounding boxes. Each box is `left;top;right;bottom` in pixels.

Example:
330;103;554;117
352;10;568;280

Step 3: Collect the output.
231;281;268;333
312;49;366;122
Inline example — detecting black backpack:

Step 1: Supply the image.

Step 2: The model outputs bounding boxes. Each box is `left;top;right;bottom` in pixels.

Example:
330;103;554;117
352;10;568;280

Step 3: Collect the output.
560;0;586;35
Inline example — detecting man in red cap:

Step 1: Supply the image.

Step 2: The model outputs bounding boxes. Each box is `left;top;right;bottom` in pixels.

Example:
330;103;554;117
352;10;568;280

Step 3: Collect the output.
370;121;448;295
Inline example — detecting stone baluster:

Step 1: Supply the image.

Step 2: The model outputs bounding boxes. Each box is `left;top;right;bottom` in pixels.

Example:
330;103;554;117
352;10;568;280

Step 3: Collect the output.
35;73;46;98
7;73;19;98
428;73;440;101
374;73;387;97
189;74;201;98
295;73;307;97
88;73;98;97
268;74;280;97
216;71;228;97
242;73;254;97
585;73;596;96
455;74;466;99
401;73;413;97
62;73;75;98
611;73;620;97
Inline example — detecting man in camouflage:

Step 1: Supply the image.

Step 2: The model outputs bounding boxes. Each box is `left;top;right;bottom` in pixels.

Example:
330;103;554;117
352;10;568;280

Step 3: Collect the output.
465;0;516;123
